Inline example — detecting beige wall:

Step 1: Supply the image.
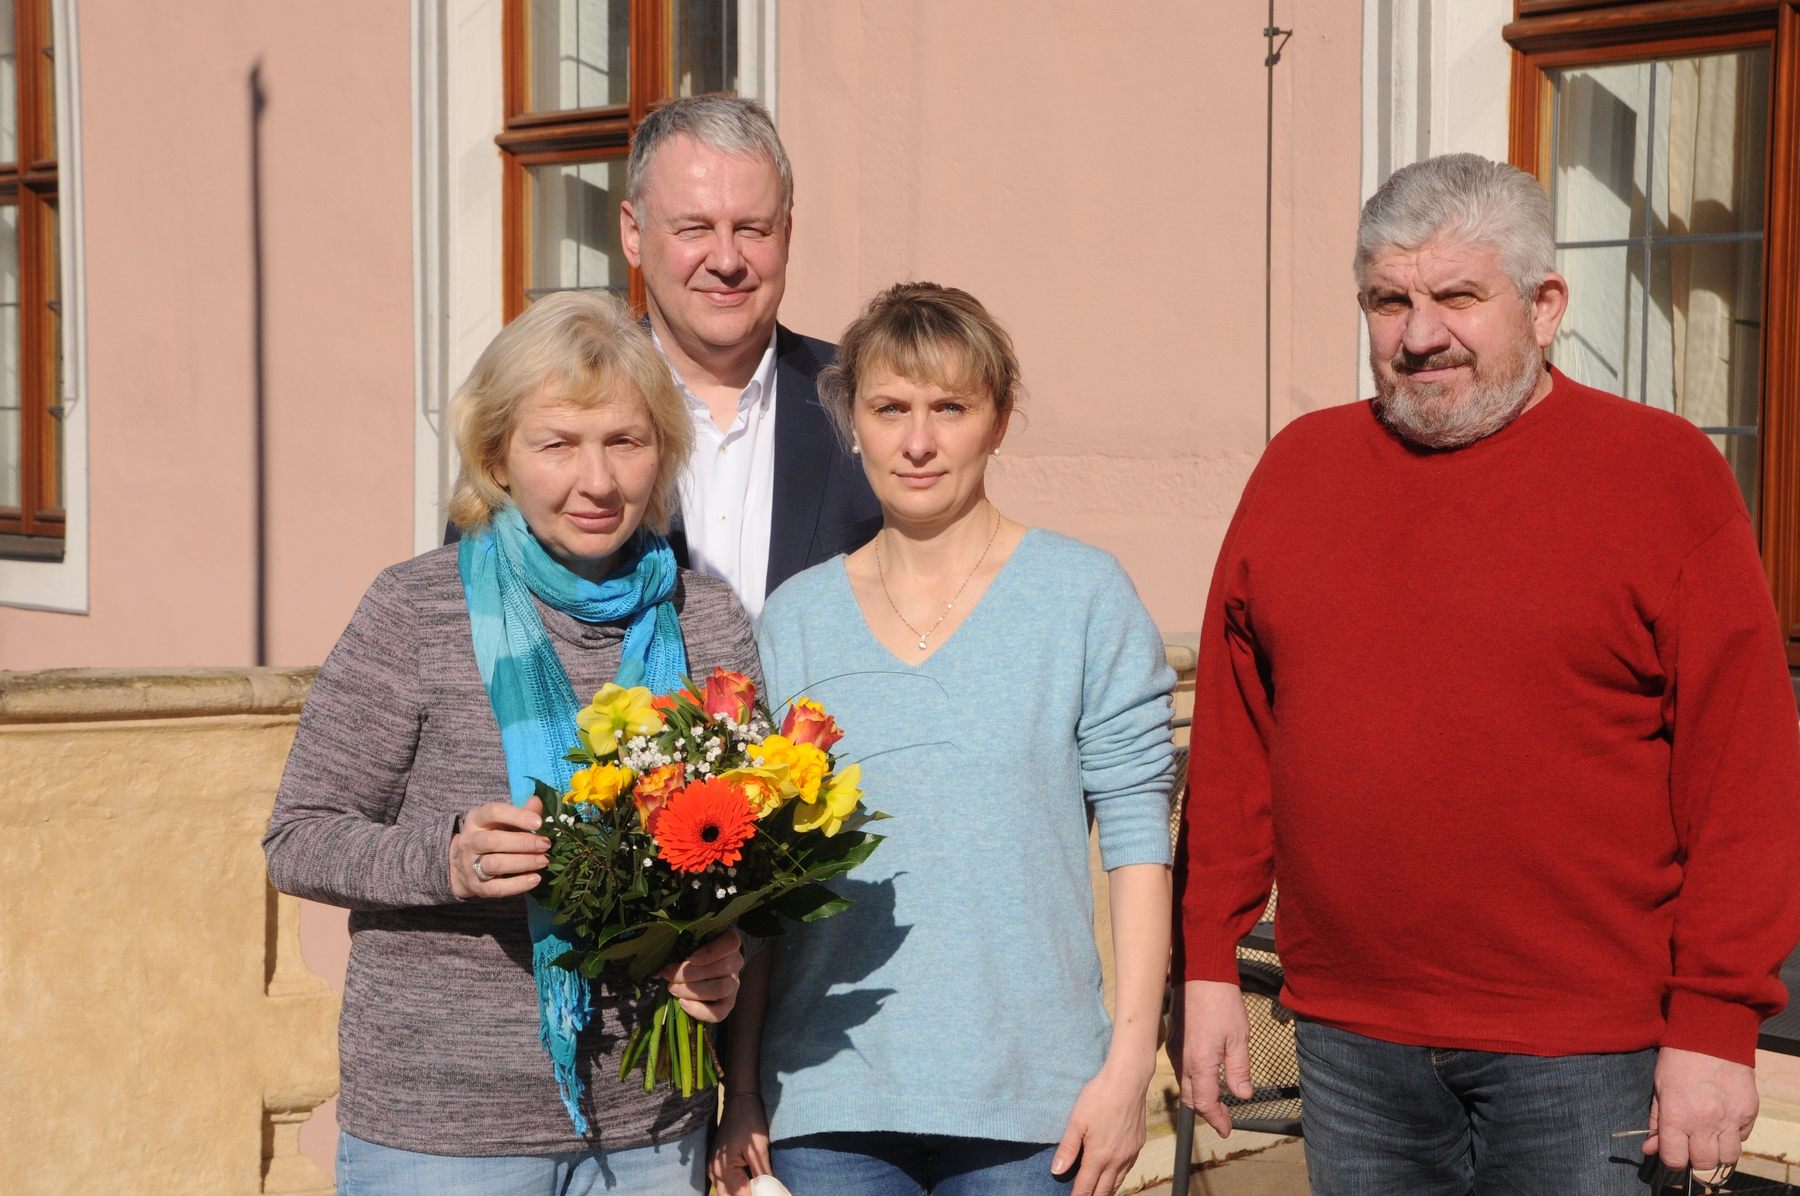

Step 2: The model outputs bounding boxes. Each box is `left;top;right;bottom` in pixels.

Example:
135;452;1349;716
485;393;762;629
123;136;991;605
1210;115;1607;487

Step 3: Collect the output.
777;1;1364;632
0;668;337;1195
0;0;416;670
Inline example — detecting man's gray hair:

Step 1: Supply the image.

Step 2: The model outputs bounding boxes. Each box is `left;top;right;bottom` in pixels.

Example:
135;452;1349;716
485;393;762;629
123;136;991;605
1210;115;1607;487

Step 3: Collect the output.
1355;153;1555;300
627;95;793;218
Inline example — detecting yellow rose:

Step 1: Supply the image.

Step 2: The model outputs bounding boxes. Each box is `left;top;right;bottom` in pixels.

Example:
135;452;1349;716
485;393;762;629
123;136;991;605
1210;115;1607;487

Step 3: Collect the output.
749;735;829;802
718;764;799;819
568;763;633;811
792;764;862;838
576;684;663;758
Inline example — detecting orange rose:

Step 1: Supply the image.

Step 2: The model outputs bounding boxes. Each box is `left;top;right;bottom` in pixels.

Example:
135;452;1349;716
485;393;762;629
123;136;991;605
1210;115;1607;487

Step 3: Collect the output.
779;698;843;752
632;762;686;834
702;668;758;724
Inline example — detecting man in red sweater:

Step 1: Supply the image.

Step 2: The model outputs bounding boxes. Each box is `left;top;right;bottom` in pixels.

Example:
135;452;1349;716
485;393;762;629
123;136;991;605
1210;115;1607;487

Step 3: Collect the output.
1172;153;1800;1194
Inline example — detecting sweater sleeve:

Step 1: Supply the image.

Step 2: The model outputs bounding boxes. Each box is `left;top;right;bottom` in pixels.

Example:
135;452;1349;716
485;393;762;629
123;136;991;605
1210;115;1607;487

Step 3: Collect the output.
1174;494;1278;986
1654;512;1800;1064
1079;558;1178;871
262;567;460;911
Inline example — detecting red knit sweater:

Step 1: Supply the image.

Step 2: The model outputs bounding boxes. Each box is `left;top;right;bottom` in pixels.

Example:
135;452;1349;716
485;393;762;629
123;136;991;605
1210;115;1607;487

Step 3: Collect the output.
1176;369;1800;1065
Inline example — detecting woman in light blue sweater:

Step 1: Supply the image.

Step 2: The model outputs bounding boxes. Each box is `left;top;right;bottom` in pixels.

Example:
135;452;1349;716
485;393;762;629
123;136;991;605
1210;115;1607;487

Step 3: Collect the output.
709;283;1176;1196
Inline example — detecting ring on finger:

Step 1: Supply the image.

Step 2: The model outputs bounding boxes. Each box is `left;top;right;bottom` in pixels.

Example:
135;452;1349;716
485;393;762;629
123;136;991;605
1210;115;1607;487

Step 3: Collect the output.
472;855;493;883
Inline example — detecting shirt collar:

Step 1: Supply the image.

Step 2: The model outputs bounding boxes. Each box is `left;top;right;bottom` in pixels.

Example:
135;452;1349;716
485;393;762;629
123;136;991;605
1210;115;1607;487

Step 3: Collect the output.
654;326;780;417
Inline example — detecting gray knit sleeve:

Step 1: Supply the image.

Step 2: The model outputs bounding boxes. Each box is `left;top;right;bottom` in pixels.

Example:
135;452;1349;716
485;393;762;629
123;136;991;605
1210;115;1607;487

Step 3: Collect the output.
263;566;460;910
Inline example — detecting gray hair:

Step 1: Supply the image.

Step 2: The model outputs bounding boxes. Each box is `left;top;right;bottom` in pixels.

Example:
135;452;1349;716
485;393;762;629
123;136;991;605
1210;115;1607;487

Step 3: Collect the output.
1354;153;1555;300
627;95;793;219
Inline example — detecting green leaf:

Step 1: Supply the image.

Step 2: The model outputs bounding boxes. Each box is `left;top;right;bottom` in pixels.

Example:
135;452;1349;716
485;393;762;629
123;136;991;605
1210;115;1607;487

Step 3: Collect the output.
627;922;682;983
804;834;885;880
800;895;853;922
770;883;843;922
680;884;779;942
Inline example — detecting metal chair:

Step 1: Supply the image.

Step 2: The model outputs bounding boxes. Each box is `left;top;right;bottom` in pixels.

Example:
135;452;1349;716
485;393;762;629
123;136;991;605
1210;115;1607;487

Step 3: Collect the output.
1168;724;1302;1195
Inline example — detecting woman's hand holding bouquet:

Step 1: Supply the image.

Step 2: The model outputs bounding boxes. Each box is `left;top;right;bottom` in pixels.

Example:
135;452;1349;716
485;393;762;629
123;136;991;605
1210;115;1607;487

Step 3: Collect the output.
530;667;886;1096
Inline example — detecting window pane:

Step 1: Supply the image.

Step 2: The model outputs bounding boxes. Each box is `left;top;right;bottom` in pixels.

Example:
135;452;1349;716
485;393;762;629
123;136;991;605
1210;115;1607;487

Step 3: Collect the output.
1551;62;1649;243
1547;48;1771;519
526;158;629;304
0;204;19;509
670;0;737;98
1551;243;1642;397
529;0;629;113
0;0;16;165
45;196;58;511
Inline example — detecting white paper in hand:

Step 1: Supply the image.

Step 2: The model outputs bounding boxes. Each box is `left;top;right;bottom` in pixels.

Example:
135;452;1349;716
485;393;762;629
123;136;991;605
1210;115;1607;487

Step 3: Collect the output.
749;1176;794;1196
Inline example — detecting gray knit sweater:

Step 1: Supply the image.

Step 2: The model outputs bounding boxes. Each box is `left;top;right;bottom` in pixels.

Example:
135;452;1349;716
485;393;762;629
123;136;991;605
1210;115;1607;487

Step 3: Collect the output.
263;545;761;1156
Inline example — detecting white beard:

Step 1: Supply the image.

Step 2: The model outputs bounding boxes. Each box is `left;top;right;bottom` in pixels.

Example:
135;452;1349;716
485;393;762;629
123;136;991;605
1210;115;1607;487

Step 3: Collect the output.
1372;339;1543;450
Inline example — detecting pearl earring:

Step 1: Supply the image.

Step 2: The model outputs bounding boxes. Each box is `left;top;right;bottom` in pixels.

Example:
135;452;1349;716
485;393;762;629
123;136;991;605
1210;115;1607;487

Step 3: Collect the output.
852;443;862;455
991;447;1001;457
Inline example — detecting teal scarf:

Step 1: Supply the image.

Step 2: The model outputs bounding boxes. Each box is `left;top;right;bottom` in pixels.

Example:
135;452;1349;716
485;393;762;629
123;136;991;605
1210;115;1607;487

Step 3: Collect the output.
459;504;688;1134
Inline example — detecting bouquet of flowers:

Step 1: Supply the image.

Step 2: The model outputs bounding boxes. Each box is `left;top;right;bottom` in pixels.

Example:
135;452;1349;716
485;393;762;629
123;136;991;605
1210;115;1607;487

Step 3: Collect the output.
532;667;885;1096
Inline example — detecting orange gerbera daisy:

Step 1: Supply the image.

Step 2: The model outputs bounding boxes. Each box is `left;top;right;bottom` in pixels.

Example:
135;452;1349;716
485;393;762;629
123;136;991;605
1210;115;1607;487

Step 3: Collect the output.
651;688;700;715
654;778;757;873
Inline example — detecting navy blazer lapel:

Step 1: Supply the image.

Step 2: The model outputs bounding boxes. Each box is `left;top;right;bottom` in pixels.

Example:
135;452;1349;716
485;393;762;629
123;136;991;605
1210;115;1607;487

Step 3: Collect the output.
767;324;835;592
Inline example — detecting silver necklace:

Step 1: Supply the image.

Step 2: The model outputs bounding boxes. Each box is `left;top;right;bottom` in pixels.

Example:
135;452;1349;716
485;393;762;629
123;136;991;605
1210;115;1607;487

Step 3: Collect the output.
875;510;1003;652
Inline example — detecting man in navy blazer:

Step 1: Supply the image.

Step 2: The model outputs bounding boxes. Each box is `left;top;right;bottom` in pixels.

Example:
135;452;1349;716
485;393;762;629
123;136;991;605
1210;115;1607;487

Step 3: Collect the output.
619;96;880;618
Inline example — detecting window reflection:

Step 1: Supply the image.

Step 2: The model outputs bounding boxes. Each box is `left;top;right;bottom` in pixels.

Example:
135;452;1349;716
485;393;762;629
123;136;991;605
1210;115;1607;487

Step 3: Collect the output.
0;0;16;165
0;203;19;509
526;158;629;303
1547;49;1770;518
670;0;737;98
529;0;630;113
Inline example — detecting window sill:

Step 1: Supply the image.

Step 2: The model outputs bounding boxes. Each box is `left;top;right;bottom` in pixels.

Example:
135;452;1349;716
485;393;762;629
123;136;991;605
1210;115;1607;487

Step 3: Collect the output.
0;533;64;563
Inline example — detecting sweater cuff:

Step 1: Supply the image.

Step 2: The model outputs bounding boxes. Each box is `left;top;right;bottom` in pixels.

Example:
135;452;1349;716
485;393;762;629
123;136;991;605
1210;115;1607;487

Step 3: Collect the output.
1177;915;1244;985
1661;989;1764;1067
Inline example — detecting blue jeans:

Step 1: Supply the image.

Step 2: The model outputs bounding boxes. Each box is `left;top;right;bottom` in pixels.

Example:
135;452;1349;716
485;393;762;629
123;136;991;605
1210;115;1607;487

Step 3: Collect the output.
1295;1019;1657;1195
334;1127;708;1195
771;1132;1074;1196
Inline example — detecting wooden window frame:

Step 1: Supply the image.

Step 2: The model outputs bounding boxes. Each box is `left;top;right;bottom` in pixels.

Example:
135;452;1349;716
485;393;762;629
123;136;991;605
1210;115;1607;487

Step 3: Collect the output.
1506;0;1800;664
0;0;60;545
499;0;705;323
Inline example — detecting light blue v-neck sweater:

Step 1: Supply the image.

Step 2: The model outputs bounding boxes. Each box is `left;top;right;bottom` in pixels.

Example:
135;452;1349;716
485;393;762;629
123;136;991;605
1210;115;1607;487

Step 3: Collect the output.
752;528;1177;1145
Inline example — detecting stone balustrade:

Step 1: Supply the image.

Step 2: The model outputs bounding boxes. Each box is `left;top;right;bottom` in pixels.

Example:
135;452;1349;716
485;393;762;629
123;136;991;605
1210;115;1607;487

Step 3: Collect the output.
0;667;338;1196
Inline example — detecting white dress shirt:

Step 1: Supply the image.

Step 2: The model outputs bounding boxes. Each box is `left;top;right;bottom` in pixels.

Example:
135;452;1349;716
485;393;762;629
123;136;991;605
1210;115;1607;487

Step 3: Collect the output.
661;329;779;619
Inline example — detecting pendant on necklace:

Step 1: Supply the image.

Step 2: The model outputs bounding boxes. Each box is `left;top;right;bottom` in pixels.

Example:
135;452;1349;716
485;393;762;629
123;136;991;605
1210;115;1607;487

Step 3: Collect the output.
918;637;928;650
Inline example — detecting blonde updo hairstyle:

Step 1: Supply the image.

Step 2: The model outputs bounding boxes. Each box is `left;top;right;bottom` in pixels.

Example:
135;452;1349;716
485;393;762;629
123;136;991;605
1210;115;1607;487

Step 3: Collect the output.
817;282;1023;451
447;290;694;534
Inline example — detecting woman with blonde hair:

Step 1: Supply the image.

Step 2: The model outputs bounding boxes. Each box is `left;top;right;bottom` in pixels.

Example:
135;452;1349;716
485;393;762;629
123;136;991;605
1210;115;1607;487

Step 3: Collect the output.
711;282;1176;1196
265;290;754;1194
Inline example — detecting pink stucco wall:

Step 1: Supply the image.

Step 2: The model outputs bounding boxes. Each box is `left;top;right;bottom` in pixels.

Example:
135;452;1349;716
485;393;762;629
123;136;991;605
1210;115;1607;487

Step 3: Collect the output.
0;0;415;670
776;1;1364;634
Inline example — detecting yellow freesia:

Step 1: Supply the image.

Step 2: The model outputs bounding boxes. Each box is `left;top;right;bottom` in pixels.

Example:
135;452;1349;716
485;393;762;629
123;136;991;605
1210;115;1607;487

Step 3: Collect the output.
792;764;862;838
568;763;633;811
719;763;799;819
749;735;829;801
576;684;663;758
